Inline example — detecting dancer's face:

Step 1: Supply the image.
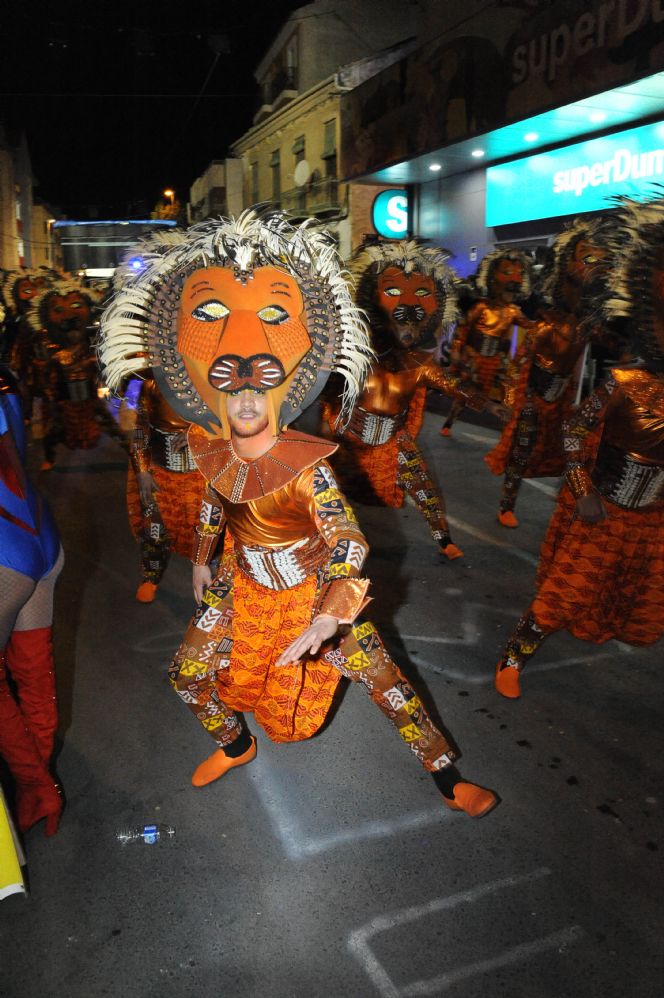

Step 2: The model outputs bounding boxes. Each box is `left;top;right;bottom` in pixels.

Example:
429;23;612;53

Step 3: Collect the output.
226;389;270;438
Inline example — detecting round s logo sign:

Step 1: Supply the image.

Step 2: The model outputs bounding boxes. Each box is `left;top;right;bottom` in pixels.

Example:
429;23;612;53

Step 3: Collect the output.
372;190;409;238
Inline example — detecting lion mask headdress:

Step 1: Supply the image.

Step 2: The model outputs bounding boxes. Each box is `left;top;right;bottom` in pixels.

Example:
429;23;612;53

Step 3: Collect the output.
99;209;373;438
350;239;459;354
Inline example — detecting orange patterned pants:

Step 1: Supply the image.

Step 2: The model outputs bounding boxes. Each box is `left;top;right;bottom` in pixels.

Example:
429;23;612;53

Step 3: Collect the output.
169;558;456;771
499;487;664;670
127;466;202;583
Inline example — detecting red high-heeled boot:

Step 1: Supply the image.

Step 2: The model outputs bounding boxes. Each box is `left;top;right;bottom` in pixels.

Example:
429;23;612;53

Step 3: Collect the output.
6;627;58;764
0;651;63;836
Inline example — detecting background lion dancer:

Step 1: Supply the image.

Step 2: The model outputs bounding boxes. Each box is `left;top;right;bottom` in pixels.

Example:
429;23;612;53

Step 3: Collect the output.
495;196;664;700
99;209;499;818
324;239;503;561
25;280;123;470
485;218;615;528
440;247;534;437
126;373;203;603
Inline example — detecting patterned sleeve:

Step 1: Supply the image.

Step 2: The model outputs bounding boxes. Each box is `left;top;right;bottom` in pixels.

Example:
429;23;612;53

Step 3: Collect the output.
191;483;226;565
129;392;152;474
563;376;617;498
417;362;486;411
310;462;371;624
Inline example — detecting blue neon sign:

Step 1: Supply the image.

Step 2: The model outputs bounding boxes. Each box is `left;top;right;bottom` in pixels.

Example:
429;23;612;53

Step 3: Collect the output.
486;120;664;226
372;189;409;238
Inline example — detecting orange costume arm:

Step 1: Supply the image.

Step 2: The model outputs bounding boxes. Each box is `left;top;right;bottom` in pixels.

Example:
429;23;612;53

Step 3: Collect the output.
563;376;617;498
416;361;486;411
192;482;226;565
310;461;370;624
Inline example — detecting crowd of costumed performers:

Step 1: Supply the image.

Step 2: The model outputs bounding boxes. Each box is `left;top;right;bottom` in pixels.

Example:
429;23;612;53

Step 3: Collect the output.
439;247;535;437
98;210;500;818
2;195;664;857
495;196;664;699
321;239;507;561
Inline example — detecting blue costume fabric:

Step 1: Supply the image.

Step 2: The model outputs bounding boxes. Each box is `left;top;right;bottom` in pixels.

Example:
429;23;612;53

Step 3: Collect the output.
0;368;60;580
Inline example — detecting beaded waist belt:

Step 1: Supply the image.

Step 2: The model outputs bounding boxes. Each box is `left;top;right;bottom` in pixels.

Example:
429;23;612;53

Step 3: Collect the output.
65;380;92;402
346;406;407;446
592;442;664;510
529;362;570;402
151;429;197;472
235;533;329;590
466;330;509;357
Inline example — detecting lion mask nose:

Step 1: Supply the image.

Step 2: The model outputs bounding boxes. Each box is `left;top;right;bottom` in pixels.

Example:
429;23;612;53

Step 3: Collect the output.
207;353;286;392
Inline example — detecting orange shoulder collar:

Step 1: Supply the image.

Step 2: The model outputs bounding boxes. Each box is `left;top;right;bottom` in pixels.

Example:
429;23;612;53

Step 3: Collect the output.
188;426;338;502
611;368;664;417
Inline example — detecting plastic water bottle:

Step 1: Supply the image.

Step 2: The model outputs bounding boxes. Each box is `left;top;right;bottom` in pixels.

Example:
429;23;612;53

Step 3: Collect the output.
116;823;175;845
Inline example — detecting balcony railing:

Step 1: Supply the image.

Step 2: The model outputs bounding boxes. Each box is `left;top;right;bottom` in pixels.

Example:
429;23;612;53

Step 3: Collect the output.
280;178;340;218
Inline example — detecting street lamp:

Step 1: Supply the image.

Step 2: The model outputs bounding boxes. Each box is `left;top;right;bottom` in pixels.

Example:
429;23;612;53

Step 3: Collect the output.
163;189;175;204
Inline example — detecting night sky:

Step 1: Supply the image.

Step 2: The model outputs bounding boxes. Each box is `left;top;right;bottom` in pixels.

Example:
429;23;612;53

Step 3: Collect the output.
1;0;303;217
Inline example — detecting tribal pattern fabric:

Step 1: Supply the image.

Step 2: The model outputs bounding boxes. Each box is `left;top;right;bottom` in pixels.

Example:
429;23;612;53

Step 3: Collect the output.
126;465;202;584
169;562;456;767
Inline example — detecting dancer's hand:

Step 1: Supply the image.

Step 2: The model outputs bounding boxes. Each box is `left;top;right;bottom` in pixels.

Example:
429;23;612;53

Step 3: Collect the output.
486;401;511;423
137;470;158;505
171;431;189;453
193;564;212;603
576;493;606;523
276;614;339;667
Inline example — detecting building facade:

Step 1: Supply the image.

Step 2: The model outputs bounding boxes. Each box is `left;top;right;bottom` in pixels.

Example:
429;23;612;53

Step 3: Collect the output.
230;0;419;257
188;159;244;223
341;0;664;274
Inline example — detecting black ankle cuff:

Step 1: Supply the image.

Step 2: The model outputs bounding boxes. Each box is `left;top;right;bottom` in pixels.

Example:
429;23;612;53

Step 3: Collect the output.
223;726;252;758
432;765;462;799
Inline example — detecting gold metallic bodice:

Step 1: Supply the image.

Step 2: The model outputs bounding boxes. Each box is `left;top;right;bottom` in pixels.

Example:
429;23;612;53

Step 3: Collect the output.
603;385;664;466
219;467;319;548
465;301;526;341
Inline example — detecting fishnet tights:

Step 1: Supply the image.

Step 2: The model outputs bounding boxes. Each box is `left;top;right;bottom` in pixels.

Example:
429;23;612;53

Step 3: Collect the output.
0;547;64;646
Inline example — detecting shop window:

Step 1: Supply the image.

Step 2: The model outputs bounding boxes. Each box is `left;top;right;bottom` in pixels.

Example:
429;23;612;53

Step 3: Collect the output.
322;119;337;178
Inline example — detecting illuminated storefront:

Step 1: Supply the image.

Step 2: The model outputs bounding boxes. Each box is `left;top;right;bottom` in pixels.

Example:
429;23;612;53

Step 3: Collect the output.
342;1;664;274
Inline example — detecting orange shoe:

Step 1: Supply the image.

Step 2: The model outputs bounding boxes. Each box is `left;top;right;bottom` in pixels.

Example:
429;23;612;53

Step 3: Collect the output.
440;542;464;560
440;426;451;437
495;664;521;699
136;581;158;603
191;737;257;787
498;509;519;528
442;782;499;818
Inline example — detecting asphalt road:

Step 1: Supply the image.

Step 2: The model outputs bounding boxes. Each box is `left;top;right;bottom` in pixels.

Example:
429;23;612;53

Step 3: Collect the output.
1;407;662;998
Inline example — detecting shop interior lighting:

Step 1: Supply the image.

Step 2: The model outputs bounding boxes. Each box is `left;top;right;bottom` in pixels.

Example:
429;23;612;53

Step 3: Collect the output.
428;163;442;171
524;131;539;142
589;111;607;123
471;149;485;158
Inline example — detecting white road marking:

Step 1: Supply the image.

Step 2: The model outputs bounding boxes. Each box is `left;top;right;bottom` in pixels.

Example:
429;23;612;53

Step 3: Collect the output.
523;478;559;497
253;770;446;860
460;431;499;445
348;867;584;997
446;515;539;566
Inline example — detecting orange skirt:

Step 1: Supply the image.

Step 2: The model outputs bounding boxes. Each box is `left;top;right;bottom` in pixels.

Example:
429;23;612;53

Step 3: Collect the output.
218;571;342;742
126;466;203;558
533;487;664;645
485;390;574;478
60;400;101;450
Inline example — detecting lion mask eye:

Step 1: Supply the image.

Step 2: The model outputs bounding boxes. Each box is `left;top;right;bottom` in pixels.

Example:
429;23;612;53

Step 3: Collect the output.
383;287;402;297
414;288;432;297
257;305;289;324
192;300;230;322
